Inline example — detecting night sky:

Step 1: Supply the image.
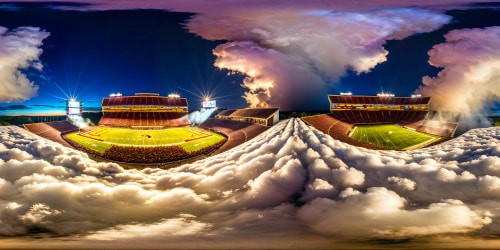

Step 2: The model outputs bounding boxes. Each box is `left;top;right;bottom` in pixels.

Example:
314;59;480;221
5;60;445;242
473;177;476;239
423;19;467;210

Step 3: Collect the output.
0;2;499;114
0;2;499;248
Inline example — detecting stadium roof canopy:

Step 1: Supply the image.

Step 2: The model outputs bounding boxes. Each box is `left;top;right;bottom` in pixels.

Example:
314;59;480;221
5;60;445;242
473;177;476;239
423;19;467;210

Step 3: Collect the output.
102;95;188;107
218;108;279;119
328;95;430;105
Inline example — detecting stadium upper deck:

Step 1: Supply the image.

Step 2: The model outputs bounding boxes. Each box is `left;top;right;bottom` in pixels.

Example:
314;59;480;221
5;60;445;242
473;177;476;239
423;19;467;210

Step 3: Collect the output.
99;93;189;127
328;94;429;111
102;93;188;112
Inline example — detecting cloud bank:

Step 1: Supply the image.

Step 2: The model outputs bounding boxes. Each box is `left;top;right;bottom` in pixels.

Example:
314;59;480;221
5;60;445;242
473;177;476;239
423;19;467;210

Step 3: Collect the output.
9;0;482;109
0;26;49;103
189;8;451;109
418;27;500;128
0;119;498;248
8;1;497;111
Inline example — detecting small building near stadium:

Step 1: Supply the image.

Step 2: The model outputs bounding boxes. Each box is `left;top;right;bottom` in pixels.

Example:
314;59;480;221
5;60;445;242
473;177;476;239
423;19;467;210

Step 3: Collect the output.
215;108;279;127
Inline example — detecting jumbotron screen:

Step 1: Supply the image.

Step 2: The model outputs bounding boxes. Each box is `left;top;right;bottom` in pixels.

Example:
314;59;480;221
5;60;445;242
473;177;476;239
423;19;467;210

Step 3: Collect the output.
202;100;217;108
67;101;81;115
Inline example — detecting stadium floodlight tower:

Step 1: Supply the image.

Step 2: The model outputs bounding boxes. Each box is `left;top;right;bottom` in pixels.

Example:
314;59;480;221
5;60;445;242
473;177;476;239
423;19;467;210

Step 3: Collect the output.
202;96;217;109
66;98;82;118
377;92;395;97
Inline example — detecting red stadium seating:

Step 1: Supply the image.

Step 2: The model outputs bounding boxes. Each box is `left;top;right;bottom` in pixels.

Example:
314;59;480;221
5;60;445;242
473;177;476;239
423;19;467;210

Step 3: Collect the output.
24;121;78;147
102;96;188;107
329;95;430;106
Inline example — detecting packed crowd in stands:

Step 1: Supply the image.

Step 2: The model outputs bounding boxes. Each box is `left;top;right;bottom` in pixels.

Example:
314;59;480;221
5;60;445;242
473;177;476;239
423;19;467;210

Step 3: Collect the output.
101;140;226;163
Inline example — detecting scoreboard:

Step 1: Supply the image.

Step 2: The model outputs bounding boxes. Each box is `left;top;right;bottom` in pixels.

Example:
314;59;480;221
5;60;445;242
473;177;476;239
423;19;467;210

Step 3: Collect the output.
202;100;217;108
67;99;82;116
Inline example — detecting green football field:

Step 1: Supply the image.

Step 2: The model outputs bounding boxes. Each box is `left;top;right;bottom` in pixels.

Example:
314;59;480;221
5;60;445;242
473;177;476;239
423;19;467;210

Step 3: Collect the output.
66;127;226;153
350;124;440;150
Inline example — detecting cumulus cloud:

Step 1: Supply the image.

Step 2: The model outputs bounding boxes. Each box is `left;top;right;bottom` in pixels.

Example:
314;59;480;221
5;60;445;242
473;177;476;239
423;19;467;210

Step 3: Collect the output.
418;27;500;129
0;26;49;103
12;0;459;109
0;119;498;247
190;8;451;109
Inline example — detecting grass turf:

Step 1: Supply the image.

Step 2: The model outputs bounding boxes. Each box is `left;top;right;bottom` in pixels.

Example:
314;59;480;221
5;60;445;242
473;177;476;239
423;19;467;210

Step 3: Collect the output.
350;124;439;150
66;127;225;153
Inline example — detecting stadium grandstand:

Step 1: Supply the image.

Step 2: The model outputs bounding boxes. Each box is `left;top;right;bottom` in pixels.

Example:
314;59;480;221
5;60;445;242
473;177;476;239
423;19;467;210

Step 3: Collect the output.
20;92;281;164
60;96;279;164
302;93;458;150
99;93;190;127
215;108;279;126
328;94;429;124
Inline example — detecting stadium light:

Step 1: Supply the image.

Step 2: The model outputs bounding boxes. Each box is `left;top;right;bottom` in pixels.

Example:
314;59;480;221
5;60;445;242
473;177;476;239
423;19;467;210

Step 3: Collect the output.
168;94;180;98
109;92;122;97
340;92;352;96
411;94;422;98
377;93;395;97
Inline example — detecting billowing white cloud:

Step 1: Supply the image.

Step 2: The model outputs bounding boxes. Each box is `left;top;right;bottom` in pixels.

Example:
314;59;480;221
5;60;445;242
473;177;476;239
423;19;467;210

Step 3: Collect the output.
418;27;500;129
192;8;451;109
10;0;458;109
0;119;498;248
0;26;49;103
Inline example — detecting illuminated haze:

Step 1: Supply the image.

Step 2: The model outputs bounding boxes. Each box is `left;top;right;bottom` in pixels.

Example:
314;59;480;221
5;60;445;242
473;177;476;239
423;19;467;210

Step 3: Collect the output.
188;9;451;109
418;27;500;128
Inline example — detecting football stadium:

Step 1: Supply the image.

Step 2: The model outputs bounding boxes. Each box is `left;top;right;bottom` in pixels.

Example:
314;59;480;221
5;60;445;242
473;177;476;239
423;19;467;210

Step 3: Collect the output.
24;92;280;164
302;93;458;150
21;91;458;164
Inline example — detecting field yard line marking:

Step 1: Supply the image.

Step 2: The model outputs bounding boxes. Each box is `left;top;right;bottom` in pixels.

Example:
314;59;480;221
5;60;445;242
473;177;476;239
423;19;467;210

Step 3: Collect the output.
375;126;386;147
386;125;398;149
368;126;378;147
348;126;356;137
